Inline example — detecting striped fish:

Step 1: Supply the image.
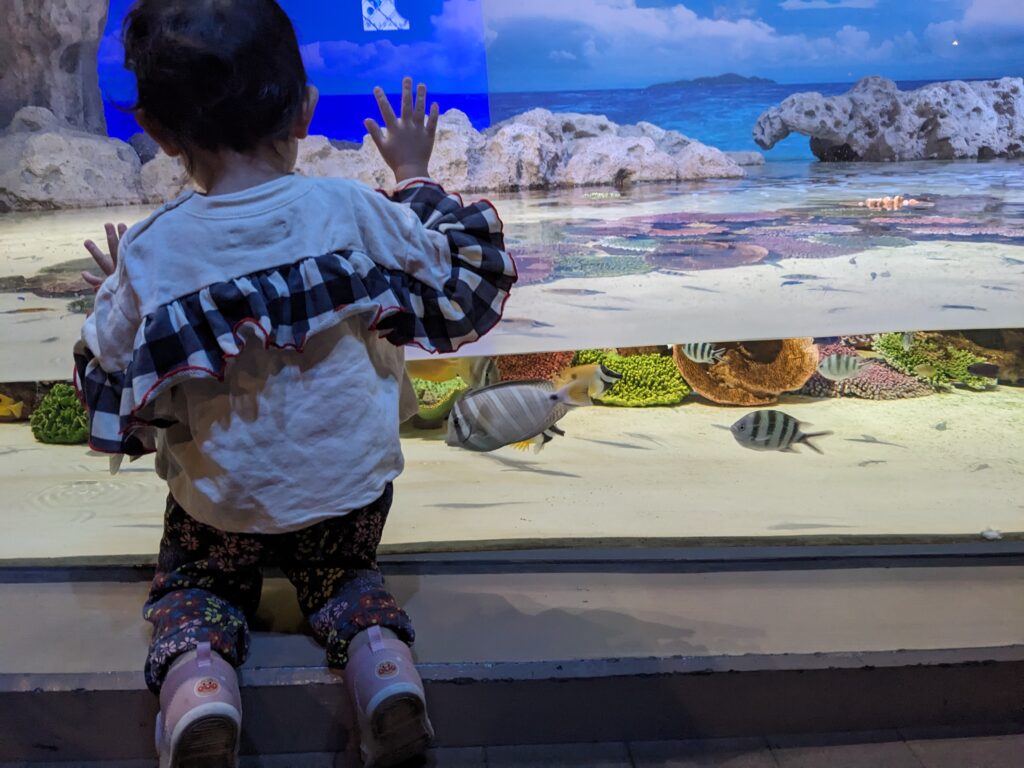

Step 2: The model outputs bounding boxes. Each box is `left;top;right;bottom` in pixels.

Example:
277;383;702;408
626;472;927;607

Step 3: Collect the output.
817;353;871;381
445;367;618;453
730;410;831;454
682;342;725;365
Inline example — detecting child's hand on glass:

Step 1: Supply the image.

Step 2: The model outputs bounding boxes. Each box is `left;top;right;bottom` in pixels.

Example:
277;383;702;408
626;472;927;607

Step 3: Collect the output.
81;223;126;291
364;77;439;183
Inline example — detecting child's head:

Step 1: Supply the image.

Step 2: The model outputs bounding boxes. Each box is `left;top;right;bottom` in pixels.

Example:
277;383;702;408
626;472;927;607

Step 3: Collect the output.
122;0;317;181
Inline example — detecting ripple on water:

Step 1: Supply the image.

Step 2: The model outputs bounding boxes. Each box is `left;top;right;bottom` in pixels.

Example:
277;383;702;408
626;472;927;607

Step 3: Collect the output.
31;479;156;519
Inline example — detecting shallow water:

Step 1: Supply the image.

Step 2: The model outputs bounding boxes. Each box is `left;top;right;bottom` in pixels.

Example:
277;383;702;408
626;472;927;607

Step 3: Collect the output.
0;159;1022;556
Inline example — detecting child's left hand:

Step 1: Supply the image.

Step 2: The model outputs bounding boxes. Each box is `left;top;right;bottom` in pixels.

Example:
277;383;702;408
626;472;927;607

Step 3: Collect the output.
81;223;126;291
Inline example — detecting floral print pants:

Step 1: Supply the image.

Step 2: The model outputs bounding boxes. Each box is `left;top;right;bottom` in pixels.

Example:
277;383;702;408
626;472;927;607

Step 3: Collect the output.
143;483;414;693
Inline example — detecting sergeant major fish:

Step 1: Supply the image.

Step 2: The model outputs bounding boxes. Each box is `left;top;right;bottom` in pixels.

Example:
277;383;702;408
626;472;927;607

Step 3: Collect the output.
730;410;831;454
682;342;725;365
816;353;872;382
445;367;619;453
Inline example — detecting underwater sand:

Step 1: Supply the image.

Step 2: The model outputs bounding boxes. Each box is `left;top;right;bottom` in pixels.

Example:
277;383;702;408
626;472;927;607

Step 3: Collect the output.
1;387;1021;560
3;162;1024;378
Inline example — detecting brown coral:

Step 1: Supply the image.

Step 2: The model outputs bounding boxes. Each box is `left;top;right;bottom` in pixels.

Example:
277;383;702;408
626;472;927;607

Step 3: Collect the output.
673;338;819;406
496;351;575;382
617;345;669;357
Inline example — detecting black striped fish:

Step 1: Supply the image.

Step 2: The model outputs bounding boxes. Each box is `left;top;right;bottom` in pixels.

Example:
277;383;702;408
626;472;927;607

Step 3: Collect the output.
682;342;725;364
816;353;871;381
445;366;619;453
730;410;831;454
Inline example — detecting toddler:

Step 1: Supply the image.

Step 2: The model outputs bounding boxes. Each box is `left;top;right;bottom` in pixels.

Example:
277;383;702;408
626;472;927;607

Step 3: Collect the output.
75;1;515;766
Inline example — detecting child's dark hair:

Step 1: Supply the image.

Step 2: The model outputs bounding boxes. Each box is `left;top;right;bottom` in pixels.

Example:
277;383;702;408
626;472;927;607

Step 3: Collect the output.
122;0;307;174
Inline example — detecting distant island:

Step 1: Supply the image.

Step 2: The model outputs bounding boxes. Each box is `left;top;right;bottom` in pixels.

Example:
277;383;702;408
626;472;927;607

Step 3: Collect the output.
647;73;777;89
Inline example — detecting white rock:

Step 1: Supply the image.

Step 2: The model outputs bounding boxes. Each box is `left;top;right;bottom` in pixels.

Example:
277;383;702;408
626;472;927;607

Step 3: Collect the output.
754;76;1024;161
675;143;744;179
561;134;680;186
618;121;692;155
293;134;390;188
725;151;765;166
140;151;192;204
0;108;142;211
429;110;485;191
0;0;109;134
474;123;560;190
289;108;741;193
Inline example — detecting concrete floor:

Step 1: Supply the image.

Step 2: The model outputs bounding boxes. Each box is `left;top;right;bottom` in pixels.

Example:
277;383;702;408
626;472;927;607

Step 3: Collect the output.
3;567;1024;678
2;732;1022;766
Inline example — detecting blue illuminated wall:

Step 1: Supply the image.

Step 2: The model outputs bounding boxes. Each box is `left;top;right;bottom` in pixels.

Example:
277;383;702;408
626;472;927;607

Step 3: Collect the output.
100;0;491;142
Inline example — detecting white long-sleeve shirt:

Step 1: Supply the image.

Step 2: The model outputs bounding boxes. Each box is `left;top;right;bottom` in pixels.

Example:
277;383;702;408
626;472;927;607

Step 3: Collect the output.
80;174;499;533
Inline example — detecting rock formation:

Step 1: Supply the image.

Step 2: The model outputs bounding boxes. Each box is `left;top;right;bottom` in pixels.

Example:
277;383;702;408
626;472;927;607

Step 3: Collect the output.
294;108;743;196
753;76;1024;162
0;106;141;212
0;0;109;135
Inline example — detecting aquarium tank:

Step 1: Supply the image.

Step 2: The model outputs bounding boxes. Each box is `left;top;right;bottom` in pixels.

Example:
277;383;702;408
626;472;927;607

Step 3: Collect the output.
0;0;1022;561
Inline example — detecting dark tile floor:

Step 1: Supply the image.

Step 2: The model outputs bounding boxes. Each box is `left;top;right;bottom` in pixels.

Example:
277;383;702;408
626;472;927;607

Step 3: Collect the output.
6;732;1019;767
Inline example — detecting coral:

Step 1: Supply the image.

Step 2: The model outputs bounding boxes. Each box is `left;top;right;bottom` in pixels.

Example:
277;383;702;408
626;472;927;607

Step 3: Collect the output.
673;338;819;406
743;234;856;260
873;332;991;390
646;241;770;271
617;345;669;357
496;351;576;382
510;254;555;286
801;344;933;400
552;254;652;279
572;349;689;407
29;383;88;444
411;377;468;423
945;329;1024;385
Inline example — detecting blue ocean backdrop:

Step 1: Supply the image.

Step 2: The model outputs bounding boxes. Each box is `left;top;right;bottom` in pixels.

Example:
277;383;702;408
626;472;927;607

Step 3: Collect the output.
104;80;945;163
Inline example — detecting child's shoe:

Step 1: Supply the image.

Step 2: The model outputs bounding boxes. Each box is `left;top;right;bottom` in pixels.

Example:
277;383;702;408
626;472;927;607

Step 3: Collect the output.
347;626;434;767
155;641;242;768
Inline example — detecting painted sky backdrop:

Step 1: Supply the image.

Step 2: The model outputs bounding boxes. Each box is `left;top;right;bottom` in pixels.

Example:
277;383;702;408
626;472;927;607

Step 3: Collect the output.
100;0;1023;99
483;0;1024;91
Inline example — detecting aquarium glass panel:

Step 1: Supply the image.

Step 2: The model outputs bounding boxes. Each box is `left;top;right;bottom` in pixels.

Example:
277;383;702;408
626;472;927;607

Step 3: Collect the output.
2;1;1023;560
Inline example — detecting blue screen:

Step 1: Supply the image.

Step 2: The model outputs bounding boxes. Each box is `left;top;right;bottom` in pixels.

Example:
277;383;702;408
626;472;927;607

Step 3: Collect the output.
99;0;491;142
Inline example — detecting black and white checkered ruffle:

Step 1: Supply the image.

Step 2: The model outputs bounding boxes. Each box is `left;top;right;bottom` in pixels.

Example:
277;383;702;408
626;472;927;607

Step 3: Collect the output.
74;181;516;455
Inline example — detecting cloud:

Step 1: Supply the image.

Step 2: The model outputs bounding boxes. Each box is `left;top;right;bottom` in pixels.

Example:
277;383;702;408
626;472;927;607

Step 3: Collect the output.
549;50;578;62
300;0;488;91
924;0;1024;56
483;0;915;88
779;0;878;10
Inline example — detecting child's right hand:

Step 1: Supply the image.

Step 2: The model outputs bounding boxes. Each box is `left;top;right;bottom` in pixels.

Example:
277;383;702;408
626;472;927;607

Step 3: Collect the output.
364;77;439;183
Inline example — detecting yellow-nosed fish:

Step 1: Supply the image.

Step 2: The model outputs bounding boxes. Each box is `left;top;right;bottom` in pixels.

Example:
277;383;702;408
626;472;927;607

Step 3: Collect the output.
551;363;623;400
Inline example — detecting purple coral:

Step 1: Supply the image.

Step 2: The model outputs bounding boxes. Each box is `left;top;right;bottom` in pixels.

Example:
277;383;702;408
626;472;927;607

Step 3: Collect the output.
801;343;933;400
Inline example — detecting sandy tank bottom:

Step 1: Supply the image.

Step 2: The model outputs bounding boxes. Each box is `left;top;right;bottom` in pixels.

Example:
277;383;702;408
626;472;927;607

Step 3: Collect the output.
1;385;1022;560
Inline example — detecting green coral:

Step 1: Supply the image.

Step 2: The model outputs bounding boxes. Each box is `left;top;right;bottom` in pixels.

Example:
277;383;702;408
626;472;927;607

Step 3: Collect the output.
412;377;468;422
553;254;652;279
572;349;689;407
29;383;88;444
873;333;989;390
